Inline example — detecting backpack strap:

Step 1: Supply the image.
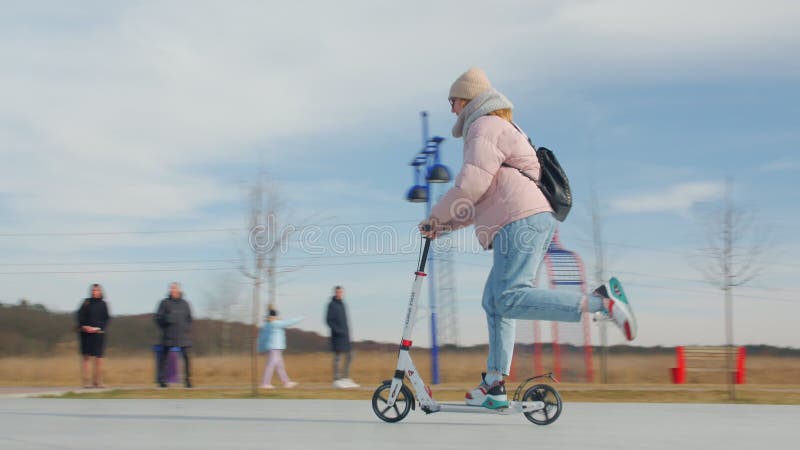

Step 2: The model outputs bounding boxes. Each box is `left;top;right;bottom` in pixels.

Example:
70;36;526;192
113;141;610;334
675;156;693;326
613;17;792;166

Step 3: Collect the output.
509;121;536;150
502;121;540;184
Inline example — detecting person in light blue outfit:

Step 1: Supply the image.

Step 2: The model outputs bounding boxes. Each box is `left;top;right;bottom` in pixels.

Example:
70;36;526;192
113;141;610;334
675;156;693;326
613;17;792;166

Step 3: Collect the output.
258;308;303;389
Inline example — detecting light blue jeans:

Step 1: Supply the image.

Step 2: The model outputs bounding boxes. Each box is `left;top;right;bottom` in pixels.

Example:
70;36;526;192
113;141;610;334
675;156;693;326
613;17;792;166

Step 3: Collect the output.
482;212;585;376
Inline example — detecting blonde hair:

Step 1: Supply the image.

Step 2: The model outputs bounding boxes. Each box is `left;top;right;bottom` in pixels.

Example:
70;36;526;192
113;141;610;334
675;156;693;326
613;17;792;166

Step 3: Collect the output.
489;108;513;122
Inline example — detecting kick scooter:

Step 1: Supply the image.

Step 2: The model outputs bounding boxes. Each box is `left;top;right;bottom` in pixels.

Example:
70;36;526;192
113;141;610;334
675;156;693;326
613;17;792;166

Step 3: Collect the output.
371;234;563;425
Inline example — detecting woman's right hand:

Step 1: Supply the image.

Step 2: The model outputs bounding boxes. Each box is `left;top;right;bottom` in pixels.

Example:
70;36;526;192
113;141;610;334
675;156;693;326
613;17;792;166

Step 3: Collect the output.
419;219;443;239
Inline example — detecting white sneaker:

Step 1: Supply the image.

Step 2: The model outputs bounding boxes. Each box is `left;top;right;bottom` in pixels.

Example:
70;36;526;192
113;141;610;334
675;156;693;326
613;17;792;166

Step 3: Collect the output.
260;384;275;389
593;277;637;341
283;381;298;389
464;373;508;409
332;378;359;388
342;378;360;388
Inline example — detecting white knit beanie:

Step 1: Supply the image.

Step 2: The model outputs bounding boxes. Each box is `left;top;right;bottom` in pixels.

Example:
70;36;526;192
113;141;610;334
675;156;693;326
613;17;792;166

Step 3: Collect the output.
449;67;492;100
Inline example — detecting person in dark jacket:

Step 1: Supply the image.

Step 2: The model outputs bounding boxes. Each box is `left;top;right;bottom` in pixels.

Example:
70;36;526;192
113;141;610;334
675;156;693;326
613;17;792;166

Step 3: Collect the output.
326;286;358;388
76;283;110;388
155;282;193;388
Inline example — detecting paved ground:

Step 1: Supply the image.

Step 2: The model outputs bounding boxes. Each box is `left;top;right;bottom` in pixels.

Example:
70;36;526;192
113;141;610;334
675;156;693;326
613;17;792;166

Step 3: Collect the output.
0;398;797;450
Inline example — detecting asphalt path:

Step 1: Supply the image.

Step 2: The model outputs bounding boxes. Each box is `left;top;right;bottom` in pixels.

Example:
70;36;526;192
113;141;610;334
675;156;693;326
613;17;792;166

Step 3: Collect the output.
0;399;797;449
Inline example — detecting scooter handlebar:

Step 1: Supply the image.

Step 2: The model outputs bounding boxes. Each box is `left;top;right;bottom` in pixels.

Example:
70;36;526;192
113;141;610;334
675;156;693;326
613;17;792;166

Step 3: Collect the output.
418;233;431;272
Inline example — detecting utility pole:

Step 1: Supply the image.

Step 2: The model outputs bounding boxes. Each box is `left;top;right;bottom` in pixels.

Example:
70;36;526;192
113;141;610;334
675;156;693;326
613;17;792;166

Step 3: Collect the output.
591;190;609;383
405;111;451;384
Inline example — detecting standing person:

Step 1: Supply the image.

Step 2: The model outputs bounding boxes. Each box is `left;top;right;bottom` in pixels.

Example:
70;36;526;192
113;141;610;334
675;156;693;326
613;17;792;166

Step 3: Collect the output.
155;282;193;388
76;283;110;388
257;308;303;389
420;67;638;409
326;286;359;388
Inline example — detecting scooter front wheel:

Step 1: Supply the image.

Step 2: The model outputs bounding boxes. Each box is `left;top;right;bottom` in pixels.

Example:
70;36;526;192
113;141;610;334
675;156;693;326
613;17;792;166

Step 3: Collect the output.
372;381;413;423
522;384;562;425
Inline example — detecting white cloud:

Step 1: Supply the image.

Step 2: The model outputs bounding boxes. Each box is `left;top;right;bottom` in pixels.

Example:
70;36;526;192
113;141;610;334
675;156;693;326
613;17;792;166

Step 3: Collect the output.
2;1;797;225
612;181;724;215
529;0;800;82
760;158;800;172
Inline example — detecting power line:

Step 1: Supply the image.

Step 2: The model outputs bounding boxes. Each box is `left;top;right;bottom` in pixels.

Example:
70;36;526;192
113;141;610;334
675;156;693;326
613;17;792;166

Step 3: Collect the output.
3;247;796;273
0;258;416;275
3;246;795;302
0;219;420;238
0;227;242;237
2;219;797;269
570;237;800;269
452;260;799;304
275;258;415;270
0;258;238;267
455;259;798;291
0;267;238;275
0;251;420;267
614;270;797;293
624;282;800;304
2;220;798;274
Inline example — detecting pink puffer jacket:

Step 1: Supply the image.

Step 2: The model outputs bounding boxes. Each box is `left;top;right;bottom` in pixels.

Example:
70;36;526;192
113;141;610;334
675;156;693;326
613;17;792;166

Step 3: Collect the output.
430;115;553;249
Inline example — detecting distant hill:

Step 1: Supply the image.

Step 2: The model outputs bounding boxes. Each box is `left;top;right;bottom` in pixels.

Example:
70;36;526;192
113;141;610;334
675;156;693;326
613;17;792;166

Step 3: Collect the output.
1;302;798;357
0;301;378;356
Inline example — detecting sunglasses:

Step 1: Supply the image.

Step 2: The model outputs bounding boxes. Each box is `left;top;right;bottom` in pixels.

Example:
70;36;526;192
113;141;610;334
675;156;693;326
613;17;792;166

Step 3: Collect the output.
448;97;456;108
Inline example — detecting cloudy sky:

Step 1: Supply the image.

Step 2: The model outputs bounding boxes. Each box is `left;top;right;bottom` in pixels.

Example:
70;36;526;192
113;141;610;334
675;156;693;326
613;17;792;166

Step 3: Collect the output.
1;0;798;349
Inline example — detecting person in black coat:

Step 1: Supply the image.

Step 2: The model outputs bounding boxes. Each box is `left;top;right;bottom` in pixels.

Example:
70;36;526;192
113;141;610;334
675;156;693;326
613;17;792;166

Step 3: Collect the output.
155;282;193;388
76;283;110;388
326;286;358;388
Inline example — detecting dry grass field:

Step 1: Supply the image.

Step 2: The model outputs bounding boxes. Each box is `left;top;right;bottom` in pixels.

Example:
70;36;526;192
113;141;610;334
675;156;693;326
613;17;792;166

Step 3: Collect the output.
2;349;799;388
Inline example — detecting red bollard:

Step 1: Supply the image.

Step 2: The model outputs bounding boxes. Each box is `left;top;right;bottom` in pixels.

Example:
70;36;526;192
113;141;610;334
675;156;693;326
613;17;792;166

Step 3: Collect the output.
672;346;686;384
735;347;746;384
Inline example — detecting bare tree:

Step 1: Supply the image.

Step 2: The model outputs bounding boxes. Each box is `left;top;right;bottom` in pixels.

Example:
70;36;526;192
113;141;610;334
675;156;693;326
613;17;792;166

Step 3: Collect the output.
203;273;246;354
238;174;296;396
692;179;770;399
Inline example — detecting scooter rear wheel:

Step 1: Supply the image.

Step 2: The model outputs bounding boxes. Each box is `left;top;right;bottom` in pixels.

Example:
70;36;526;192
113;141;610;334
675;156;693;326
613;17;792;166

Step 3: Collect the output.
372;382;413;423
522;384;562;425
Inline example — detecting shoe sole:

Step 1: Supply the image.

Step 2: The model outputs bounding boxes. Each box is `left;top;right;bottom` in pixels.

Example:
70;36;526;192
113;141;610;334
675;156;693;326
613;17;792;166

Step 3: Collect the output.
465;394;508;408
482;396;509;409
609;277;629;305
608;277;637;340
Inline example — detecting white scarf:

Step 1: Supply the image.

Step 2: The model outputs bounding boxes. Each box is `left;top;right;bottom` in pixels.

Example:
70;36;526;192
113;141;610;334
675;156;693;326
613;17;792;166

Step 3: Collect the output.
452;88;514;138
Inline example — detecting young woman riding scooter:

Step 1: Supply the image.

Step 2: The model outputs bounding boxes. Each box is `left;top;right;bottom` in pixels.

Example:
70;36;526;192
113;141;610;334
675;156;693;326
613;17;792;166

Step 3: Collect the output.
420;67;638;409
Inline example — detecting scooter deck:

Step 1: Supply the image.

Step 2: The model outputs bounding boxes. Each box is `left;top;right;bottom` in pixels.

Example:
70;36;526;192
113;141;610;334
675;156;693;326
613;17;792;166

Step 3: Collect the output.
422;401;546;415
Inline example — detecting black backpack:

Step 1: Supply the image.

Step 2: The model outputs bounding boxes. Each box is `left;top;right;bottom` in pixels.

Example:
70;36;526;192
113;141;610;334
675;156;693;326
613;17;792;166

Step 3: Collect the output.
504;123;572;222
